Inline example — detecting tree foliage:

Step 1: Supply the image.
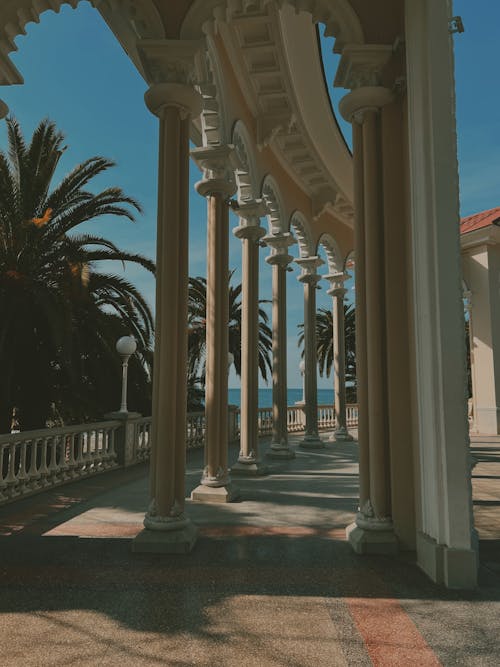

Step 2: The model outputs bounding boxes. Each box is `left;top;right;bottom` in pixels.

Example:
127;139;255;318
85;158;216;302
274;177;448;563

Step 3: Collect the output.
0;117;154;431
298;304;357;401
187;273;273;392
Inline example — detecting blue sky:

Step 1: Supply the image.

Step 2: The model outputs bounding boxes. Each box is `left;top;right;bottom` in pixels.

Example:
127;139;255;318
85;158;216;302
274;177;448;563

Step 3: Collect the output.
0;0;489;388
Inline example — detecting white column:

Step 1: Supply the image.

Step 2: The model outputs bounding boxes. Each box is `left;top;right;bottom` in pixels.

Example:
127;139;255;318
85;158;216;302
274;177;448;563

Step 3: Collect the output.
325;272;353;441
133;76;201;553
296;257;324;449
190;146;239;503
405;0;477;588
231;200;268;475
264;233;296;459
463;244;500;435
338;71;397;554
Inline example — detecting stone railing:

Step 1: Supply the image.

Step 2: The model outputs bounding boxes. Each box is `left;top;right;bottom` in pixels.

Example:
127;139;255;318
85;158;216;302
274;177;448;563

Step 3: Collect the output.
0;420;121;505
257;407;274;435
287;405;305;432
130;415;152;462
317;404;336;430
346;404;359;427
0;404;358;506
186;412;206;449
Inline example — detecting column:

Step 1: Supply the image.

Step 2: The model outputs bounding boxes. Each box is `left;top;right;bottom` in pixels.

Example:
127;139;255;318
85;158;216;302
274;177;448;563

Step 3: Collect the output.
264;233;296;459
326;272;353;441
404;0;477;588
231;200;268;475
338;67;398;553
463;246;500;435
190;146;239;502
133;78;202;553
296;257;324;449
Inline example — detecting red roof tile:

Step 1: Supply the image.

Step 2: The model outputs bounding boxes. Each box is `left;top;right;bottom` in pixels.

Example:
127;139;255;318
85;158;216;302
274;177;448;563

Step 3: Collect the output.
461;207;500;234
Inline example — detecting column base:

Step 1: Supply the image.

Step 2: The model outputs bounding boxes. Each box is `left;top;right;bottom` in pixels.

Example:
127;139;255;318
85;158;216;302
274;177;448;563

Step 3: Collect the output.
231;459;268;476
346;521;398;555
266;443;296;460
330;427;353;442
132;521;198;554
416;531;478;589
299;434;325;449
190;483;240;503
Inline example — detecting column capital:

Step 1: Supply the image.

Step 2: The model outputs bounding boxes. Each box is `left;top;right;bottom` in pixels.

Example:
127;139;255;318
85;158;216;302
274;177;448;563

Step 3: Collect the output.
191;145;238;198
234;224;266;242
139;40;203;118
264;232;296;267
138;39;201;86
335;44;393;90
335;43;394;124
232;198;267;229
145;83;202;119
325;271;351;297
296;256;324;283
339;86;394;124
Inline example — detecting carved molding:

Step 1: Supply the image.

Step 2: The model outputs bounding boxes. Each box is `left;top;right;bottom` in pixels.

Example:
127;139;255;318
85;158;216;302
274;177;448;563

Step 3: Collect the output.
137;39;202;86
232;119;259;202
261;174;286;234
335;43;393;90
317;232;344;274
290;211;314;258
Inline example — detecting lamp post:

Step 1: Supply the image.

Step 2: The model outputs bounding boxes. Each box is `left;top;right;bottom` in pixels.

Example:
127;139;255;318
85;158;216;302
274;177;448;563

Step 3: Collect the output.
116;335;137;413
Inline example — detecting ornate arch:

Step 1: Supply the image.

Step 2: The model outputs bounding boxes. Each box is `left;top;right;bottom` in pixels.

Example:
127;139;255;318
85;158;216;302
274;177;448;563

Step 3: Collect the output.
197;34;229;147
261;174;286;234
289;210;314;258
0;0;165;85
316;232;344;274
232;119;259;203
344;248;355;272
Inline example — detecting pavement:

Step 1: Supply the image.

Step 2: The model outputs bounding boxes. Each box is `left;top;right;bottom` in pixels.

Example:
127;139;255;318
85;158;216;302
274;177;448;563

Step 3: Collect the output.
0;432;499;666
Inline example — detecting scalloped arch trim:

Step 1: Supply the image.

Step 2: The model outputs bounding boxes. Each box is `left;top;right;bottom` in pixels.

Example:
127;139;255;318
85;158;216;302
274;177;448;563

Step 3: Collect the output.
317;232;344;273
0;0;164;84
290;210;314;258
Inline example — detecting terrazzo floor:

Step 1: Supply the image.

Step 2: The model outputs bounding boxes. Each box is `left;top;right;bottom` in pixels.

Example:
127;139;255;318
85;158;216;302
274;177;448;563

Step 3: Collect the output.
0;432;499;666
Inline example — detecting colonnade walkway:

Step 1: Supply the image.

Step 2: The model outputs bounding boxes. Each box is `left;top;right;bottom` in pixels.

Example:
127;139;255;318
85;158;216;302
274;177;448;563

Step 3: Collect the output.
1;432;500;666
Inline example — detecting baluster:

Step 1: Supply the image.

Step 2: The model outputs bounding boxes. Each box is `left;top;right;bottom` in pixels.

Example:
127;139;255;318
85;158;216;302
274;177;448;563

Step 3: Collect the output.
27;438;41;490
37;437;49;487
94;429;104;469
108;428;117;467
66;433;77;478
75;432;85;475
100;429;109;469
16;441;29;495
0;444;8;500
47;436;59;484
5;442;19;498
88;430;97;472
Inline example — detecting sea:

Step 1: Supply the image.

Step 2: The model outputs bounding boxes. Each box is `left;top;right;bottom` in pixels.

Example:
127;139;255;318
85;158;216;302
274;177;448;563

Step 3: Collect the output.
228;388;334;408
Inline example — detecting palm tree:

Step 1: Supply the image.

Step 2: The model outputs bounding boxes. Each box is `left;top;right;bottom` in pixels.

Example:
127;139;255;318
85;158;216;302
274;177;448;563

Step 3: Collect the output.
187;273;273;393
0;117;155;431
298;304;356;400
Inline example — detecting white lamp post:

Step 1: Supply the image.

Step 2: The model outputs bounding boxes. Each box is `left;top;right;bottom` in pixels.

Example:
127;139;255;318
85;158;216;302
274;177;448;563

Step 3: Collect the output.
116;335;137;413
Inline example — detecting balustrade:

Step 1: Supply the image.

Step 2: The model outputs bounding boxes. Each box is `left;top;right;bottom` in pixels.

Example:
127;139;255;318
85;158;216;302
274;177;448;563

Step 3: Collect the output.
131;416;152;462
0;421;120;504
0;404;359;506
256;407;273;436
